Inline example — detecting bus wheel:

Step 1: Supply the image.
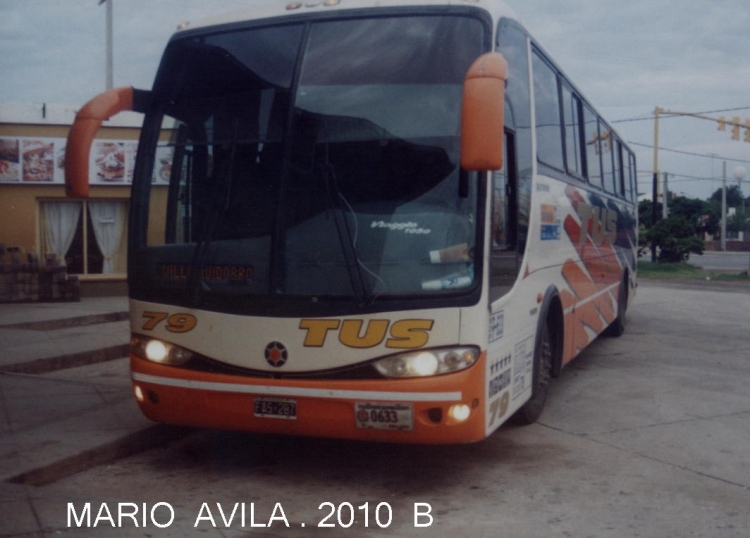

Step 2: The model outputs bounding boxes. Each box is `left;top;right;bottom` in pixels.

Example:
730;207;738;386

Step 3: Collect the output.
604;276;627;338
510;319;553;425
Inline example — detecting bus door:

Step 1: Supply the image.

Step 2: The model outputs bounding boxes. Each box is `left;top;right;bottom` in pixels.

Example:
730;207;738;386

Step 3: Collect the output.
489;128;521;301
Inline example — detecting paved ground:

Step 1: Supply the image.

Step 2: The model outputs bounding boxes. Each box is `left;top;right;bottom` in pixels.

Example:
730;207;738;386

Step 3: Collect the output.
0;296;161;487
0;278;749;537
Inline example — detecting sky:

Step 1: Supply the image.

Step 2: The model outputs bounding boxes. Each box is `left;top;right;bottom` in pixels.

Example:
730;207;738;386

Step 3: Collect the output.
1;0;749;201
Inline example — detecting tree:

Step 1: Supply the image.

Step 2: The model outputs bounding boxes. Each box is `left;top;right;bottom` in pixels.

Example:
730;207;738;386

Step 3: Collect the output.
726;209;750;234
668;196;719;236
709;185;745;208
643;215;705;262
638;199;663;229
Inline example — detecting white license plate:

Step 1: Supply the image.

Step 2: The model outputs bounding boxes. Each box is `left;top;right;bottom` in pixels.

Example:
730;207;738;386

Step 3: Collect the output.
254;397;297;419
355;402;413;431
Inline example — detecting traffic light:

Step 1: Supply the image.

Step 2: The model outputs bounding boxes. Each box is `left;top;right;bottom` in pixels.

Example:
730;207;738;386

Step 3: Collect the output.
717;116;749;142
731;116;741;140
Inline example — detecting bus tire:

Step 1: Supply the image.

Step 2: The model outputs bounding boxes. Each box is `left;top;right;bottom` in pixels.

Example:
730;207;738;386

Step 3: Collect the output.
604;274;628;338
510;316;553;425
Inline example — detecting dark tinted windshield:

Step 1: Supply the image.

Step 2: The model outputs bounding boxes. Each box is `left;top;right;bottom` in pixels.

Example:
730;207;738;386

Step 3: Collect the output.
132;13;486;314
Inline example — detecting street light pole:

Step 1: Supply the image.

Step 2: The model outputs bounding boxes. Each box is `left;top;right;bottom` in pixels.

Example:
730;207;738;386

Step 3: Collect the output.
100;0;113;90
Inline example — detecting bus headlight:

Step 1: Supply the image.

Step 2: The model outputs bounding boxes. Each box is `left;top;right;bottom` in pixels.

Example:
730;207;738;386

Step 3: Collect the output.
374;347;479;378
131;335;194;365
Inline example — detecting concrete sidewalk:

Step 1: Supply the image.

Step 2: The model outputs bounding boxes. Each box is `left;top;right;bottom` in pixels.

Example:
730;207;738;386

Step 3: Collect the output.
0;296;176;486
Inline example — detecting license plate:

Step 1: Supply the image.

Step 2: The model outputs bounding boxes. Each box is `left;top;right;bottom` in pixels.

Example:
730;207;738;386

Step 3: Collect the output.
254;397;297;419
355;402;414;431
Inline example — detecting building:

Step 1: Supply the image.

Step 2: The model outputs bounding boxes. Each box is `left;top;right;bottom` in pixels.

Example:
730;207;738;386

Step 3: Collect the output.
1;101;142;298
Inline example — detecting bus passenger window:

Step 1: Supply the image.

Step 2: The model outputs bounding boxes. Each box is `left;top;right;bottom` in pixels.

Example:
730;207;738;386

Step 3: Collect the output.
601;122;616;193
562;85;583;179
532;51;564;171
583;105;602;188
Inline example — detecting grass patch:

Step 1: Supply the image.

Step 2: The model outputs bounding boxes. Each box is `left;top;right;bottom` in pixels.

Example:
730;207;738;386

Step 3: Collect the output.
637;261;750;281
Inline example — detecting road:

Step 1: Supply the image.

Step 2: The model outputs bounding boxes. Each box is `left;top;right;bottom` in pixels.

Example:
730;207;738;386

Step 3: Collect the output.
4;279;750;537
689;250;750;272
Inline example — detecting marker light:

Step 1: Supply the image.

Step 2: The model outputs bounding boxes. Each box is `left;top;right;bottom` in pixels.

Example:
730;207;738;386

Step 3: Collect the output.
374;347;479;378
134;385;145;402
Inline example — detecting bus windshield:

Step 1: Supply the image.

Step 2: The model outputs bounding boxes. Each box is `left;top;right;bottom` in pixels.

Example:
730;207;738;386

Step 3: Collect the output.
134;14;486;311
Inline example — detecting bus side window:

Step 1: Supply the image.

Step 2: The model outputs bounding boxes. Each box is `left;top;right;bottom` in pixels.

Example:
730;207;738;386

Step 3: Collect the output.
562;84;584;180
532;50;564;171
583;104;602;189
490;129;520;302
600;121;616;193
496;18;532;261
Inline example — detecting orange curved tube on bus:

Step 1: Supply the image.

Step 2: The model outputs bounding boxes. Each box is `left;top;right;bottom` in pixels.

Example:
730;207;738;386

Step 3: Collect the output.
65;87;134;198
131;353;487;444
461;52;508;172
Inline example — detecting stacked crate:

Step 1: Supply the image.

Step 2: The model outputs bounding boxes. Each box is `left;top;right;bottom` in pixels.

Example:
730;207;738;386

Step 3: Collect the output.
0;244;80;303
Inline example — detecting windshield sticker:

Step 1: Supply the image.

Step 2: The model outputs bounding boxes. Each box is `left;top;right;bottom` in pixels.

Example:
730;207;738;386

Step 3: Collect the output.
429;243;471;264
421;272;472;291
370;221;431;234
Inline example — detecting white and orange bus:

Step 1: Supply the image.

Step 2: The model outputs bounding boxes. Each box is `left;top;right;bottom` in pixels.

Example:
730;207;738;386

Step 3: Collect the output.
65;0;637;443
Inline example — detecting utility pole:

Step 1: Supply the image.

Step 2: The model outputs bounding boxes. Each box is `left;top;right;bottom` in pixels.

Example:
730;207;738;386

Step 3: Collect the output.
721;161;727;252
662;172;669;219
651;106;662;262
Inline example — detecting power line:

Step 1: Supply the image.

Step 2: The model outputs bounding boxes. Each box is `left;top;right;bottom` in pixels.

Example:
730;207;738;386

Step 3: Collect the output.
627;141;750;164
636;175;721;185
613;106;750;124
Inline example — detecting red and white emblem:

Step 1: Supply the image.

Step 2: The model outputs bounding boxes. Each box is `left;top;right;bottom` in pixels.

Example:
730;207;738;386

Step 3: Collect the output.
264;341;288;368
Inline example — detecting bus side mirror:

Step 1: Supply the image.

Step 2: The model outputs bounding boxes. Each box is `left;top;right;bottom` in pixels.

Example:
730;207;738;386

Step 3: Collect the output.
65;87;149;198
460;52;508;172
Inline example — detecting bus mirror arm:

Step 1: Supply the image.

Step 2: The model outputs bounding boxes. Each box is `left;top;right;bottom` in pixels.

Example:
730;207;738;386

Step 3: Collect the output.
65;87;150;198
460;52;508;173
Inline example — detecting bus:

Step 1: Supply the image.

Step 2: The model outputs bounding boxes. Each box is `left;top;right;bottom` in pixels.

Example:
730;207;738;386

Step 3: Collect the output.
65;0;637;444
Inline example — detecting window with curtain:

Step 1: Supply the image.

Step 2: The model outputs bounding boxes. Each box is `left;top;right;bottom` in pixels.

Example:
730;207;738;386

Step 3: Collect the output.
40;200;128;275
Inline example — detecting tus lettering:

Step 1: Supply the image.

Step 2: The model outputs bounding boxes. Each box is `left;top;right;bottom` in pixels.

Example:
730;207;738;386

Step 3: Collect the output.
299;319;434;349
575;202;618;246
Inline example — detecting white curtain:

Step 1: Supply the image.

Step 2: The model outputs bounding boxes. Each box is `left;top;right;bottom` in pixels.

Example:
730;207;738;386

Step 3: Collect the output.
43;202;82;261
88;201;126;274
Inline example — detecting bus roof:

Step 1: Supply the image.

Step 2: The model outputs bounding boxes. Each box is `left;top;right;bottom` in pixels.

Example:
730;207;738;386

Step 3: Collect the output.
174;0;519;36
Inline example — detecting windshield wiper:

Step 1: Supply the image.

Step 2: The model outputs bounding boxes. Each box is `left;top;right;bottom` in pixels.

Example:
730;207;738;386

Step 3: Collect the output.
320;161;372;305
186;120;240;306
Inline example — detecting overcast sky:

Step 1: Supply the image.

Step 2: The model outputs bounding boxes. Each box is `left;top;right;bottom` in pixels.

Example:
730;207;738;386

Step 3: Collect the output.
1;0;749;200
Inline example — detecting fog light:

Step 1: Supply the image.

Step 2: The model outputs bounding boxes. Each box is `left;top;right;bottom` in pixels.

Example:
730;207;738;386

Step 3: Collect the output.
448;404;471;422
134;385;144;402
